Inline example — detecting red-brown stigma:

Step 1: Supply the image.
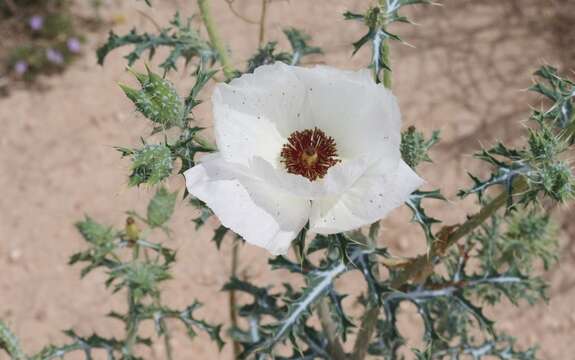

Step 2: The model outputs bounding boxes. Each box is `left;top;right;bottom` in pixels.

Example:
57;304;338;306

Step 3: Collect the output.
280;127;340;181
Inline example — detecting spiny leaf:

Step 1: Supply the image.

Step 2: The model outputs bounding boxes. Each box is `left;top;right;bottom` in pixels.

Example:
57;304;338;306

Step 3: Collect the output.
71;217;121;277
222;277;281;319
246;42;291;73
97;13;215;72
75;217;117;245
529;65;574;128
190;197;213;229
138;302;224;350
147;187;178;228
185;66;217;112
406;189;445;242
31;330;123;360
246;28;321;73
170;127;214;174
108;261;172;301
283;28;322;65
249;261;347;354
0;321;26;360
212;225;229;249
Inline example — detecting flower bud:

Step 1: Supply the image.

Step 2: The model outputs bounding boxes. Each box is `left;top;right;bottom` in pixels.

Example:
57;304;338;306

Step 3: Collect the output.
120;67;185;129
400;126;439;169
128;144;173;187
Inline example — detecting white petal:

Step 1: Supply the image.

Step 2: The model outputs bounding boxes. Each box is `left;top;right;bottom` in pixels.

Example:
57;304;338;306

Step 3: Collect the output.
291;65;401;159
249;151;386;199
296;65;374;86
309;160;424;234
185;155;311;255
214;62;306;139
213;103;284;165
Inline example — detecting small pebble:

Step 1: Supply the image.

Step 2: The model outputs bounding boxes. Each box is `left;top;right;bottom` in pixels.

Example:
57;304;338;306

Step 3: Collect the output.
8;249;22;263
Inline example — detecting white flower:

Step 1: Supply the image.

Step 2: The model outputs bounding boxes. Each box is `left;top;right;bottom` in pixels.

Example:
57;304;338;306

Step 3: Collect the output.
185;63;424;255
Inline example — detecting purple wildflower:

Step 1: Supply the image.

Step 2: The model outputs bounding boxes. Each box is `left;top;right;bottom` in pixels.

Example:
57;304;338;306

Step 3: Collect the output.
67;37;81;53
29;15;44;31
14;61;28;75
46;48;64;65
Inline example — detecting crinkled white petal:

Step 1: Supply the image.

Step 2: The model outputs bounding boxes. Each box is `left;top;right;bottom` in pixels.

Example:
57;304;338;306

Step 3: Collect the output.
213;103;284;165
309;160;424;234
249;150;395;199
184;155;311;255
298;65;374;86
220;63;306;134
291;65;401;158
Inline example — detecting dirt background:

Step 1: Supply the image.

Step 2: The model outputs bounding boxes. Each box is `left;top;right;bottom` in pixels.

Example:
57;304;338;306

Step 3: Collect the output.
1;0;575;359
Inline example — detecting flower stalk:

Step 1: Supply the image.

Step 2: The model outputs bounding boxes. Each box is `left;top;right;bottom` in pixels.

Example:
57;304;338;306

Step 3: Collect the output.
258;0;268;46
198;0;236;80
124;244;142;358
381;40;392;88
229;241;241;359
317;299;347;360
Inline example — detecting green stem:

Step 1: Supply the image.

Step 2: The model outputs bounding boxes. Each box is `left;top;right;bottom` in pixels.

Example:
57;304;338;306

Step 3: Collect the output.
124;244;141;358
124;289;139;358
351;232;382;360
198;0;236;80
382;40;392;88
258;0;268;46
162;323;174;360
152;291;174;360
317;299;347;360
229;240;241;359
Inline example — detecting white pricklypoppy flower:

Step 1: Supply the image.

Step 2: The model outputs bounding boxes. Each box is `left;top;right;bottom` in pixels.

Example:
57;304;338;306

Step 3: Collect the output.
185;63;424;255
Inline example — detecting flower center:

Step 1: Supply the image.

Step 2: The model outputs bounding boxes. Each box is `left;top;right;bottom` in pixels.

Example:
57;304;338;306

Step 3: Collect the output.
280;127;340;181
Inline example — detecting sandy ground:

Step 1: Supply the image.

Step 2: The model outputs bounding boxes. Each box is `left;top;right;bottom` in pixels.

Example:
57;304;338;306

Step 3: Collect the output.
1;0;575;359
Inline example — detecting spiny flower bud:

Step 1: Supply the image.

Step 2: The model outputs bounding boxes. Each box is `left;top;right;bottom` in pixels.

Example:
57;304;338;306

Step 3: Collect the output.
400;126;440;169
536;161;575;202
364;4;387;29
527;125;565;160
128;144;173;187
120;67;185;129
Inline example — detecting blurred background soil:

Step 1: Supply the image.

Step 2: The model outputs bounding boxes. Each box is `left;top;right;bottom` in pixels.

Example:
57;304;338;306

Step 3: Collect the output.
1;0;575;359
